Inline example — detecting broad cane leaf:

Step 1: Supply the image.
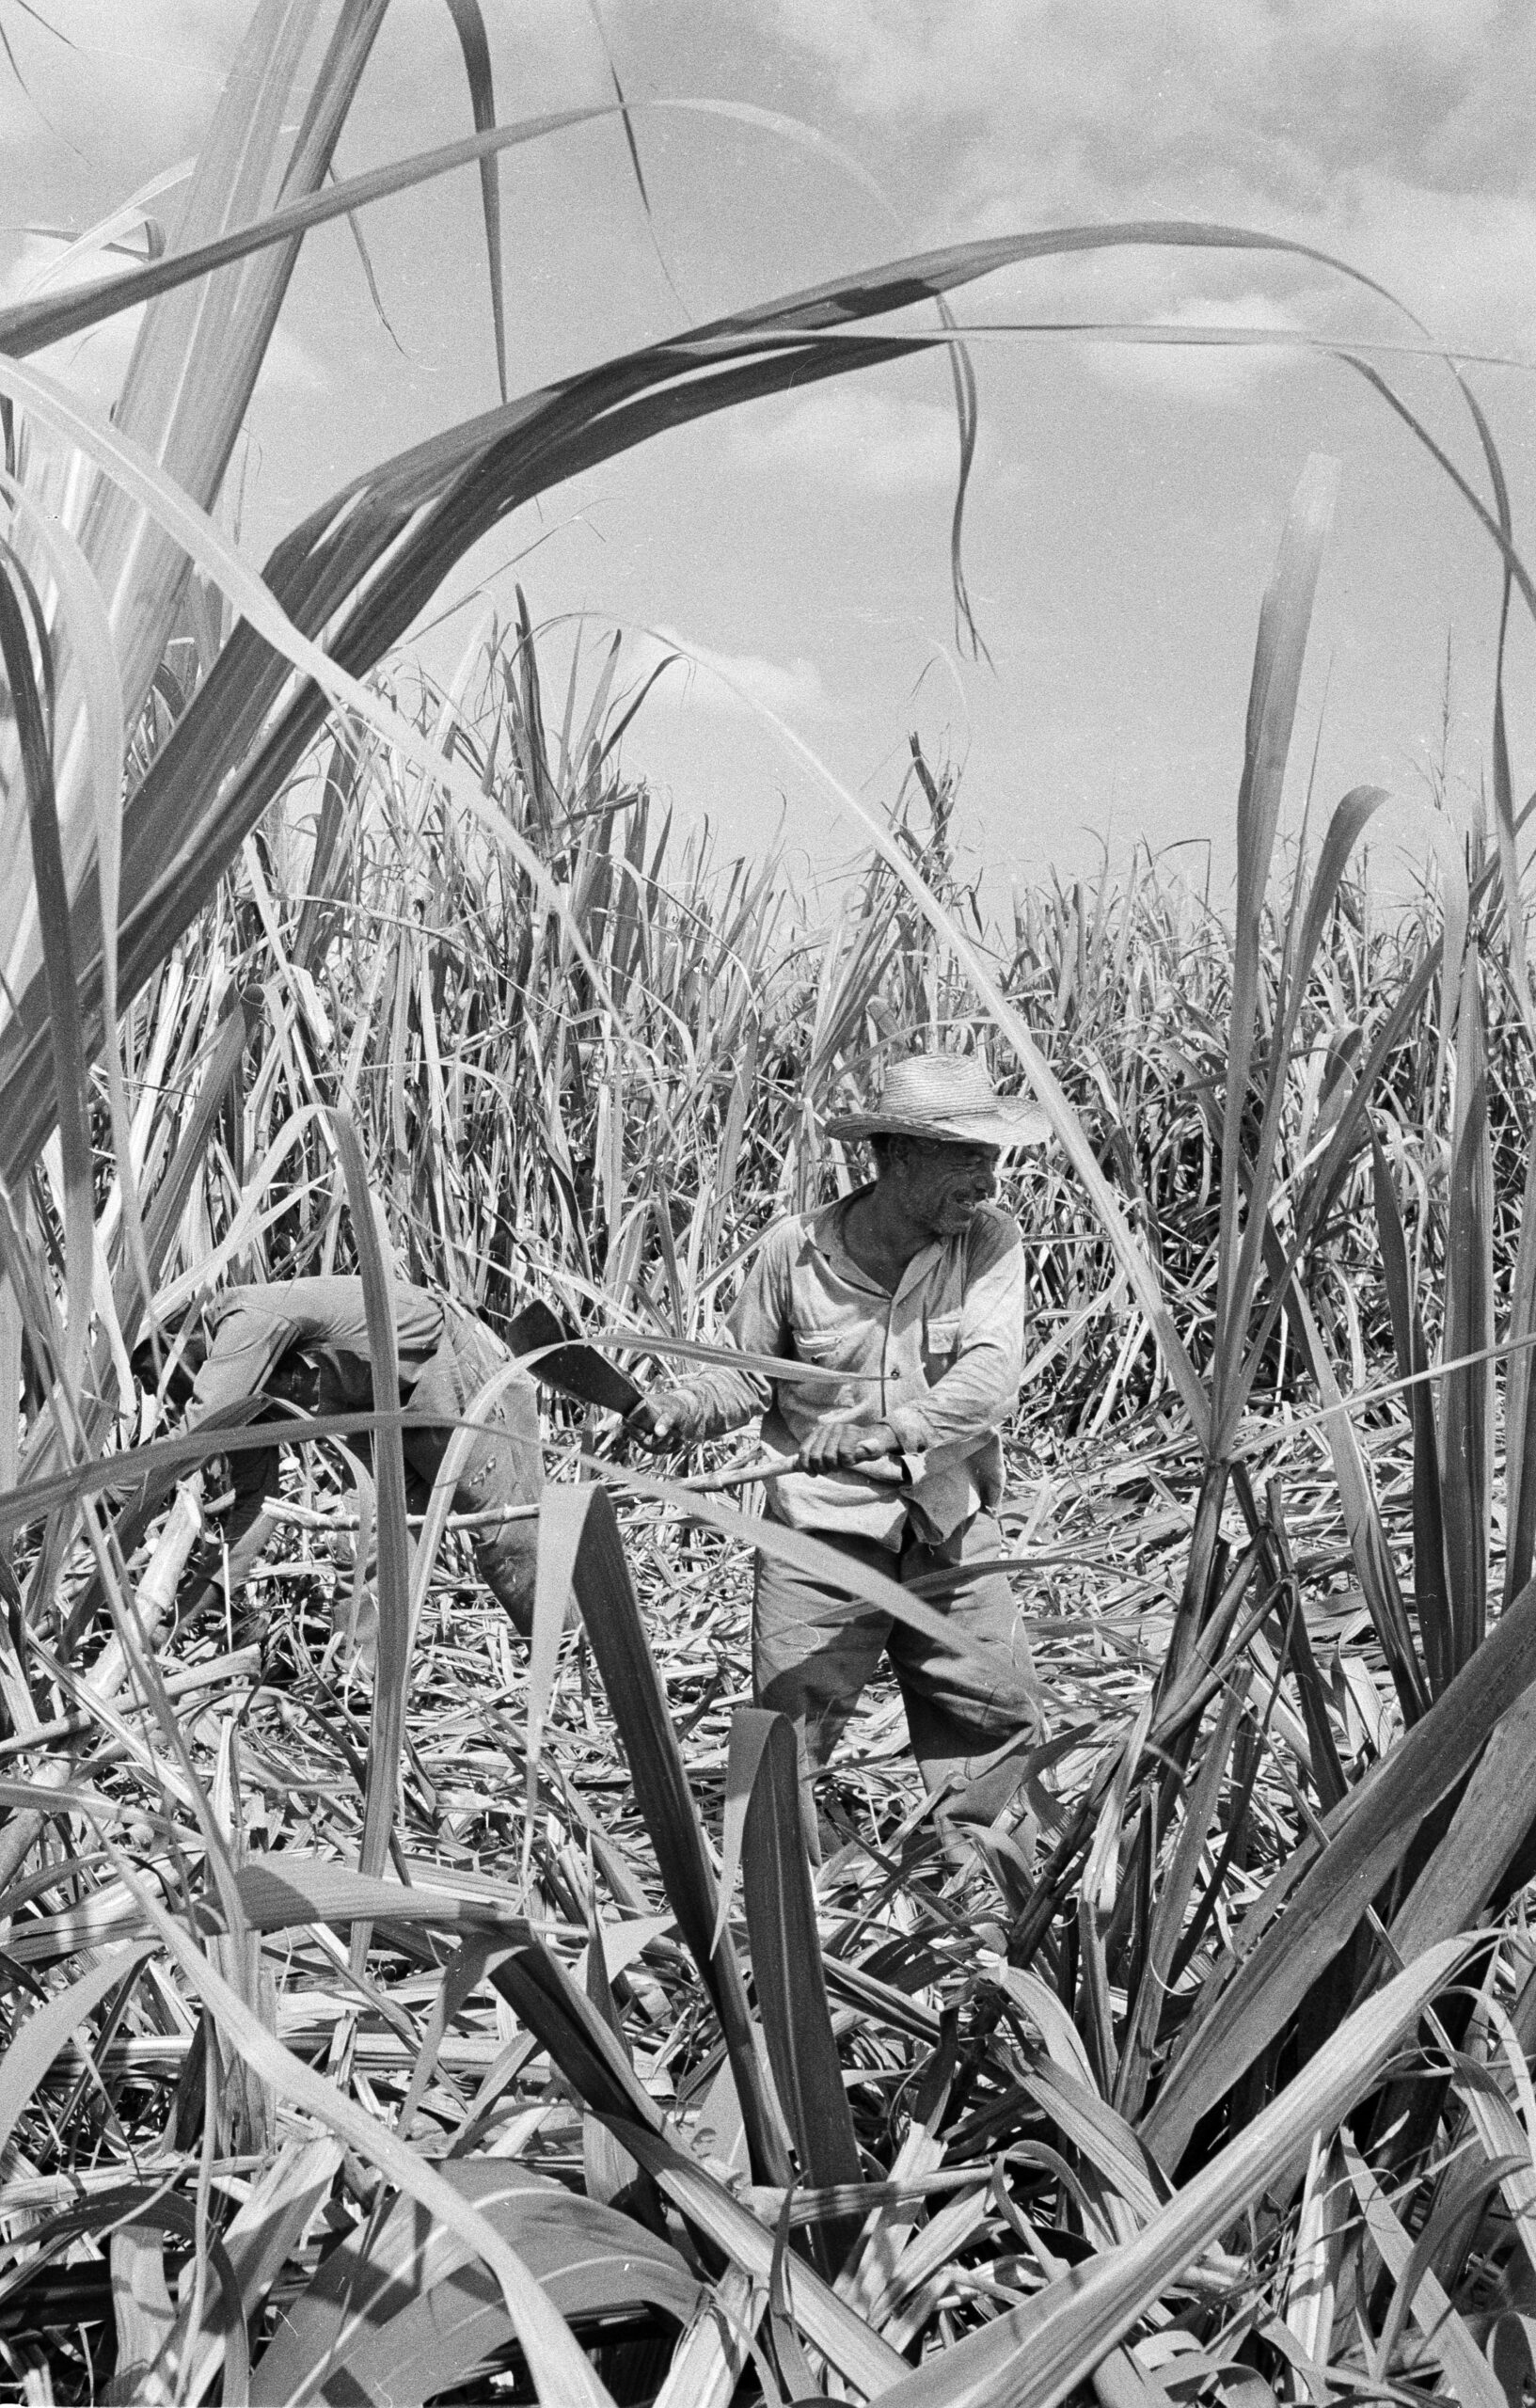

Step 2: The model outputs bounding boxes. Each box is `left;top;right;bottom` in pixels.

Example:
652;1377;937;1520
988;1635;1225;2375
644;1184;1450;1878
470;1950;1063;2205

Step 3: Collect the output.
248;2162;699;2408
0;103;868;364
1275;1252;1423;1729
0;475;144;1330
173;2135;343;2406
652;2265;761;2408
1283;2135;1347;2370
1386;1683;1536;1965
121;1866;618;2408
767;2188;821;2398
233;1854;532;1941
0;1403;488;1539
1211;458;1339;1435
1222;783;1393;1443
0;550;91;1394
1006;2051;1165;2242
444;1928;904;2400
0;1941;151;2163
581;1892;642;2210
865;1941;1472;2408
988;1965;1099;2094
0;2186;247;2406
1144;1570;1536;2167
552;1484;792;2186
442;0;507;403
1115;1679;1248;2121
608;2116;909;2400
733;1711;864;2268
526;1481;585;1841
0;195;1445;372
712;1705;777;1958
1341;2132;1504;2408
64;3;384;760
398;1932;515;2147
107;2224;174;2408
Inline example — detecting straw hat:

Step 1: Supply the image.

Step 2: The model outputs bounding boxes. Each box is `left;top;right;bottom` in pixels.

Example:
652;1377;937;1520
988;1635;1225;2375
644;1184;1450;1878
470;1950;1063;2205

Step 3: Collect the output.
825;1054;1052;1149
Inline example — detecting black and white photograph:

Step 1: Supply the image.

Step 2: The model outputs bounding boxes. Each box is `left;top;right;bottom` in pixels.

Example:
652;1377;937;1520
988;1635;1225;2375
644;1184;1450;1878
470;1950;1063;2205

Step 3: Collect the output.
0;5;1533;2401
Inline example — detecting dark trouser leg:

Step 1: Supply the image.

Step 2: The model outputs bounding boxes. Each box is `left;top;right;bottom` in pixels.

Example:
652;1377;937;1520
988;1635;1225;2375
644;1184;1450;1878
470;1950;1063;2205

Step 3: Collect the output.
887;1513;1045;1824
752;1528;899;1854
404;1323;543;1635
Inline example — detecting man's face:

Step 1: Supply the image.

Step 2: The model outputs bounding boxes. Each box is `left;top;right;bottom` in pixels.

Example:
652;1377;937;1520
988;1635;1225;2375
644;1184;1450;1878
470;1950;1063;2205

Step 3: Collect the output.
887;1138;1001;1238
266;1351;324;1416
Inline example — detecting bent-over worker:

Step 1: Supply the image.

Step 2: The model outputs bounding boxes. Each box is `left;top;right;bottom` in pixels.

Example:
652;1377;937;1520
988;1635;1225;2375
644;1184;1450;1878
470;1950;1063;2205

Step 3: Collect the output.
146;1277;543;1632
627;1053;1048;1847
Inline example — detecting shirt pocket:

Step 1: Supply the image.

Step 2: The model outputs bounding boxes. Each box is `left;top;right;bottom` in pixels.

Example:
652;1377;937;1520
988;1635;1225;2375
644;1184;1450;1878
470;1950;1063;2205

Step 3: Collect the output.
790;1318;848;1357
789;1320;861;1405
923;1311;962;1383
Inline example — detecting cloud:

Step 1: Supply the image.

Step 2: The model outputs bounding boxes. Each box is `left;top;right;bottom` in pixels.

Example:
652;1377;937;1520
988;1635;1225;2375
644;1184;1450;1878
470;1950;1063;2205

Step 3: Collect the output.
767;0;1512;163
1326;178;1536;354
634;627;830;721
763;0;1536;358
0;6;236;201
744;385;966;494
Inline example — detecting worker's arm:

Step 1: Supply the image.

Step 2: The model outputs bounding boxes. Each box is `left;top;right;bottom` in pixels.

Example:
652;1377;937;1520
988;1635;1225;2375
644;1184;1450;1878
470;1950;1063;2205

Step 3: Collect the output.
188;1293;302;1419
626;1230;791;1450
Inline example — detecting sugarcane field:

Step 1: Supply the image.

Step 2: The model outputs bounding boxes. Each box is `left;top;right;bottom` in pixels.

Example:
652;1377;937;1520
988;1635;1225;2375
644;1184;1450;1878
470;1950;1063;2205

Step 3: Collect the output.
5;7;1536;2404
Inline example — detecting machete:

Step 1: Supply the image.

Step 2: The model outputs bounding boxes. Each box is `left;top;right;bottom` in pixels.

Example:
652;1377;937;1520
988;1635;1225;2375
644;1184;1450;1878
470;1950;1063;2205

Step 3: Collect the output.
505;1298;644;1418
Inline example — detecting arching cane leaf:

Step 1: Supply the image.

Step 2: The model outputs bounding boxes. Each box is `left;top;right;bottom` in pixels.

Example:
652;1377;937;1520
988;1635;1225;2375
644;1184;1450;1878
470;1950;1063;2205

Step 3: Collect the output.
1145;1576;1536;2166
733;1710;864;2270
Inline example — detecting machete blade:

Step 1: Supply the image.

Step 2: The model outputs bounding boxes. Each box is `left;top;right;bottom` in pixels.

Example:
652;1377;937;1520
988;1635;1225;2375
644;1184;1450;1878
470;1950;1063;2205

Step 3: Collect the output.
506;1298;643;1418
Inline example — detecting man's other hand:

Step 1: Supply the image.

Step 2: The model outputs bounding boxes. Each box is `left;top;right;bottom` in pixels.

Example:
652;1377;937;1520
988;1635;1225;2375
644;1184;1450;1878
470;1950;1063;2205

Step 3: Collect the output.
798;1420;900;1474
624;1394;697;1452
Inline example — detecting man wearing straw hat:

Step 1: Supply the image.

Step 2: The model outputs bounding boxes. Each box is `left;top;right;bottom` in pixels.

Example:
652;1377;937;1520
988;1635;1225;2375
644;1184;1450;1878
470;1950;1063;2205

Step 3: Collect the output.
628;1051;1048;1852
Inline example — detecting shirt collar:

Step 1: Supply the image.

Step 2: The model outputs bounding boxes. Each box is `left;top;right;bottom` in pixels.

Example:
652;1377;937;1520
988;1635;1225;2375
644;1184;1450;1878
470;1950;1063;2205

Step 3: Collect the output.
894;1241;944;1303
806;1192;948;1301
806;1192;878;1288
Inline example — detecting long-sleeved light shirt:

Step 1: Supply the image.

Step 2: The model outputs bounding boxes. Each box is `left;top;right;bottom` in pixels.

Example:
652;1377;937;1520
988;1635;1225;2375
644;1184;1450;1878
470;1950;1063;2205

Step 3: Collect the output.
191;1278;451;1420
179;1279;542;1626
673;1193;1027;1546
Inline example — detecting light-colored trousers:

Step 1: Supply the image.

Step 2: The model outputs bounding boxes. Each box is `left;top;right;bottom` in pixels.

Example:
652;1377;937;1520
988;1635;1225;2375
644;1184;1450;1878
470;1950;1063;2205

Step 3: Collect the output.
752;1510;1045;1846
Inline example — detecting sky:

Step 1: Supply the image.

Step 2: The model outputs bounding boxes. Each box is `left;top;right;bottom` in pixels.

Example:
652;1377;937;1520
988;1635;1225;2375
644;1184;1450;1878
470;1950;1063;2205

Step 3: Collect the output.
2;0;1535;912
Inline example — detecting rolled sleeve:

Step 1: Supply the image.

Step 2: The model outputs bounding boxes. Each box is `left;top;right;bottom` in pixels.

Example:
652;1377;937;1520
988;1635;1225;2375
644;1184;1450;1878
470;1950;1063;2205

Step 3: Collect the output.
665;1227;795;1441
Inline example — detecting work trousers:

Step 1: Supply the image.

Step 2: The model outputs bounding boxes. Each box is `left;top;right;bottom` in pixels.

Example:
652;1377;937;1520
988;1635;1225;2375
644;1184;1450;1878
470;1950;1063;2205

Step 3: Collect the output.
398;1305;543;1631
753;1510;1045;1846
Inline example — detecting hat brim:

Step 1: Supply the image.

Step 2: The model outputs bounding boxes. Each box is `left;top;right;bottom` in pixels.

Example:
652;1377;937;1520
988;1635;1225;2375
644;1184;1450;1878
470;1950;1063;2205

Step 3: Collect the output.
824;1100;1053;1149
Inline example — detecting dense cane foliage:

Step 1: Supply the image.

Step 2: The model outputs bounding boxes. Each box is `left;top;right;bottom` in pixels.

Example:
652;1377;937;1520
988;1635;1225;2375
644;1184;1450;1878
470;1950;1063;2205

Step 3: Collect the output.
7;7;1536;2404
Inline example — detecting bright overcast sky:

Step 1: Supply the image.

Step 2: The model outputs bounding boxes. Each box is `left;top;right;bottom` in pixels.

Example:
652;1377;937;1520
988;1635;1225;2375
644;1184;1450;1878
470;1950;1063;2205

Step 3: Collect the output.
3;0;1535;904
